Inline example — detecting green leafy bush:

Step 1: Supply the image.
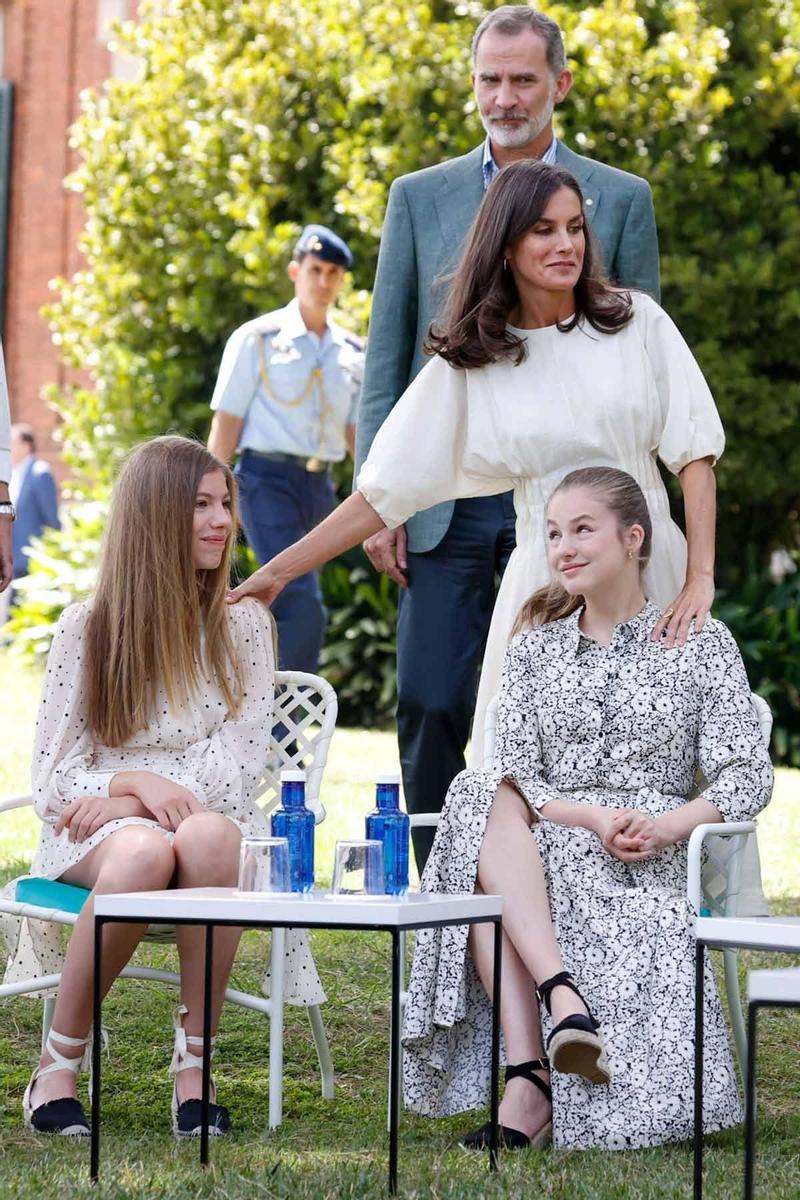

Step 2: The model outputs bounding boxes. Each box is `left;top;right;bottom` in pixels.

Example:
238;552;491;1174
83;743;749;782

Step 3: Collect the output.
319;556;397;728
3;501;105;658
714;560;800;766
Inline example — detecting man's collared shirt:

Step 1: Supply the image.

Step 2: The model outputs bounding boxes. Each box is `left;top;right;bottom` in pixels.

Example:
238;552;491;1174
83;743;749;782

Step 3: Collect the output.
481;135;559;191
210;298;364;462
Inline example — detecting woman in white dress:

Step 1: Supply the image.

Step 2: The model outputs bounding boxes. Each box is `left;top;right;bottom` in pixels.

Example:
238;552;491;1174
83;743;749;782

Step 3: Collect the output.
228;161;724;763
13;437;323;1138
403;467;772;1149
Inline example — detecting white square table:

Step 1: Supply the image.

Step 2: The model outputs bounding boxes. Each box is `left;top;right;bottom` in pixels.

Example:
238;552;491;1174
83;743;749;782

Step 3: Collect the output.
91;887;504;1193
693;915;800;1199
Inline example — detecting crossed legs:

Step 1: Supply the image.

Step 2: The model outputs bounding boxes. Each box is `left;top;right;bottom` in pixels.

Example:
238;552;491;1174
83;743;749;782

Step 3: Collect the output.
467;782;590;1137
29;812;241;1111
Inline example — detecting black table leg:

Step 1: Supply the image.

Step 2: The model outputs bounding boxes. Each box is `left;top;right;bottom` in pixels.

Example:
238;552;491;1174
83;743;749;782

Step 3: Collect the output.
200;923;214;1167
744;1001;758;1200
694;939;705;1200
389;928;401;1195
90;915;105;1182
490;917;502;1173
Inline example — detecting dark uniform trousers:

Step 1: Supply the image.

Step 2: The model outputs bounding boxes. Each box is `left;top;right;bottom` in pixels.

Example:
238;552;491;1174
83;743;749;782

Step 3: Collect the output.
236;450;336;672
397;491;517;871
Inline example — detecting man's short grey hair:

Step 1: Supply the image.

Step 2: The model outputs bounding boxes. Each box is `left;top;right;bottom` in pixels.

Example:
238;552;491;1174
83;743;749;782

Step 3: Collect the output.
471;6;567;75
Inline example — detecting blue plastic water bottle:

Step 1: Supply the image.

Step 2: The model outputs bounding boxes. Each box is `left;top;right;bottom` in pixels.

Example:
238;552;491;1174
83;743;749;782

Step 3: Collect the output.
365;773;410;895
271;770;314;893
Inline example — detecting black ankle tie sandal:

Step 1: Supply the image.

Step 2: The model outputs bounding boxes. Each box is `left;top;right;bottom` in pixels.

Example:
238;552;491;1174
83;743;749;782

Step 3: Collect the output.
537;970;611;1085
170;1005;231;1139
22;1029;94;1137
461;1056;552;1151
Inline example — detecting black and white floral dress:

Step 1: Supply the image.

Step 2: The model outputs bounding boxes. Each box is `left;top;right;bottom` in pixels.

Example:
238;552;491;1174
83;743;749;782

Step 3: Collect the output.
402;602;773;1149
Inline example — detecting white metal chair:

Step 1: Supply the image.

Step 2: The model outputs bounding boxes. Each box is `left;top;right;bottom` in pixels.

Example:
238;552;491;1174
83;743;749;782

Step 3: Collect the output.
0;669;337;1130
395;689;772;1107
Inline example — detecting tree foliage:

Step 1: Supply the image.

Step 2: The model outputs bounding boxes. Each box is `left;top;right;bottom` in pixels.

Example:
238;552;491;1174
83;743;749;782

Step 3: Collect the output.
19;0;800;725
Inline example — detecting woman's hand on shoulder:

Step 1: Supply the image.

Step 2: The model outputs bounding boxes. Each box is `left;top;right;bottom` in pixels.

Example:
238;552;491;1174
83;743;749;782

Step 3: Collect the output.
652;573;715;649
114;771;202;831
54;794;149;843
227;562;286;607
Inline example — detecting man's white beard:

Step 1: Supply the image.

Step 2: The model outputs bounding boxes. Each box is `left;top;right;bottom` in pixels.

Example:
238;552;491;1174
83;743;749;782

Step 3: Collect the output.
481;100;555;150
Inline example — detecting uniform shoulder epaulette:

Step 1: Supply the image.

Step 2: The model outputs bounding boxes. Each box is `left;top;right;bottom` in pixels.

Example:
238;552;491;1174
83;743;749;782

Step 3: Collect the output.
251;320;282;338
341;330;365;351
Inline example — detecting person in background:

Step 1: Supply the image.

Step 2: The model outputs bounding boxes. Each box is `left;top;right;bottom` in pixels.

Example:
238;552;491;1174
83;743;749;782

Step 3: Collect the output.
9;423;61;581
0;339;14;601
208;224;364;672
355;4;661;871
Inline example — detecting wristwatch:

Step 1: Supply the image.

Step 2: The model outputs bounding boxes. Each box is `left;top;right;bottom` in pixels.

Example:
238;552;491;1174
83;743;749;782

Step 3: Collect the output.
0;501;15;521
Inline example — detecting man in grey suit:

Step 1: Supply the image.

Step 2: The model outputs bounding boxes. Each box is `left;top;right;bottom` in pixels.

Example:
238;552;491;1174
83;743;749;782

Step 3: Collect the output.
355;5;660;868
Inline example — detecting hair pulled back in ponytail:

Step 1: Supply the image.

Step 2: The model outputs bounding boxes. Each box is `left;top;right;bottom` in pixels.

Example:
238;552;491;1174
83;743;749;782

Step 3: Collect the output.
512;467;653;636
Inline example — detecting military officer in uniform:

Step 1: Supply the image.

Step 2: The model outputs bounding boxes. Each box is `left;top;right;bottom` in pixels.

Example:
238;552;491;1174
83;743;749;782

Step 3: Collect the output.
208;224;363;672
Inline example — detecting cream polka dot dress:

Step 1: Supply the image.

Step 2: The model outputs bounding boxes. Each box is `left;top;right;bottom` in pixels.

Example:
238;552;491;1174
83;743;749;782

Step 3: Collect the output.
2;598;325;1005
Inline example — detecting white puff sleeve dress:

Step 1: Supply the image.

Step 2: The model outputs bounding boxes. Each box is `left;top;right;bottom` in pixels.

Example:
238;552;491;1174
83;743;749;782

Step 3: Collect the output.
356;292;725;762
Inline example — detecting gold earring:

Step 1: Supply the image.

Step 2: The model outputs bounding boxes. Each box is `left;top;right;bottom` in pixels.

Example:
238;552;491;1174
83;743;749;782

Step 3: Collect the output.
627;550;633;559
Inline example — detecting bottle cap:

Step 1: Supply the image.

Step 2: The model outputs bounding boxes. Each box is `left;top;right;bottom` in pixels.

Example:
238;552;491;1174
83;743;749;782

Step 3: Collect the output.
280;769;307;783
376;773;401;786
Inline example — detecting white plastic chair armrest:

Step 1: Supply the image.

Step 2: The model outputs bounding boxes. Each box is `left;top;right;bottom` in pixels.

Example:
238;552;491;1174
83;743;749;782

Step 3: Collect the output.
686;820;756;913
0;793;34;814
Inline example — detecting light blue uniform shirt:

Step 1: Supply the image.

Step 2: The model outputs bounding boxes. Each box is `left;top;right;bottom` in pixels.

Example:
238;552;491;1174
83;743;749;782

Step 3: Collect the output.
210;299;364;462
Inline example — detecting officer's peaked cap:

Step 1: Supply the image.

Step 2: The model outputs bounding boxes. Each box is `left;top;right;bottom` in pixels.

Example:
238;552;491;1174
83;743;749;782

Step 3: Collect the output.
294;224;353;270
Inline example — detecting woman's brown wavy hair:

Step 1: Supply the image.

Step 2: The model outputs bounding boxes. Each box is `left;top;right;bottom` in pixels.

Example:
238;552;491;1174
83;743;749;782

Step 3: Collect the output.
425;160;633;369
512;466;653;634
84;436;244;746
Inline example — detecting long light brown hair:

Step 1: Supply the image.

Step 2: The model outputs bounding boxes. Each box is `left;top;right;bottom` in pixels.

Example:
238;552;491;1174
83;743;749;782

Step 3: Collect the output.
85;436;243;746
512;467;653;634
425;161;633;370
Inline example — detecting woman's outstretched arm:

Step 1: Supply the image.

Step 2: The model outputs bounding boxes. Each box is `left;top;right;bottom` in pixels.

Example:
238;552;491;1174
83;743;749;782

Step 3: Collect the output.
227;491;385;605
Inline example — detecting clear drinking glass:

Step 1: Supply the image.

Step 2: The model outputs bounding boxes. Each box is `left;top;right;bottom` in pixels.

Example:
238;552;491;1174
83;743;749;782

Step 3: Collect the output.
330;839;384;897
236;836;291;894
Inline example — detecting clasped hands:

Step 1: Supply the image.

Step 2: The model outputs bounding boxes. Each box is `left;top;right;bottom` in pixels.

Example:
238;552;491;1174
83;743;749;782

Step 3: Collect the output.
54;772;202;843
590;806;672;863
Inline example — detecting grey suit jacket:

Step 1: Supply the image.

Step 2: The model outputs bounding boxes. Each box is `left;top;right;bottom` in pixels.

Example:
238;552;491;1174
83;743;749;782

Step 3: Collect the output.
355;141;660;553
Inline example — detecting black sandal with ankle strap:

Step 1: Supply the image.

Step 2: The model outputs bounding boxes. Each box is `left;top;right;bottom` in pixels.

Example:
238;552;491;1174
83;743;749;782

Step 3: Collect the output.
461;1056;552;1151
537;971;610;1085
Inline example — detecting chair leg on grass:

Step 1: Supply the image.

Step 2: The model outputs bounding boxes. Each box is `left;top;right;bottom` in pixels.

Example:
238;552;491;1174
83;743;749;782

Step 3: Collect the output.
308;1004;334;1100
41;994;57;1052
723;947;748;1078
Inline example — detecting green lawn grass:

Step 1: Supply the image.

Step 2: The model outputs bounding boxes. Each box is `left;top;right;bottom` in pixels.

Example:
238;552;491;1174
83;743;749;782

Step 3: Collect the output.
0;657;798;1198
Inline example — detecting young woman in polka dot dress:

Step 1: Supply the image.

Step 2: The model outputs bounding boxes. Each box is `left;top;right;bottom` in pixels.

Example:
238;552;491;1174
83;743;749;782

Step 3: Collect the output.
12;436;323;1138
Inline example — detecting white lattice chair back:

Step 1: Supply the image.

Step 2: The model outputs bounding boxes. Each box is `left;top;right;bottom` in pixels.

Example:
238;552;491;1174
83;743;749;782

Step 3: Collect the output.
700;693;772;918
255;670;338;824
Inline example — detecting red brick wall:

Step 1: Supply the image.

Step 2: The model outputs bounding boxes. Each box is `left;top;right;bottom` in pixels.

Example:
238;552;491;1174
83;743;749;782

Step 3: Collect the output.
2;0;137;477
